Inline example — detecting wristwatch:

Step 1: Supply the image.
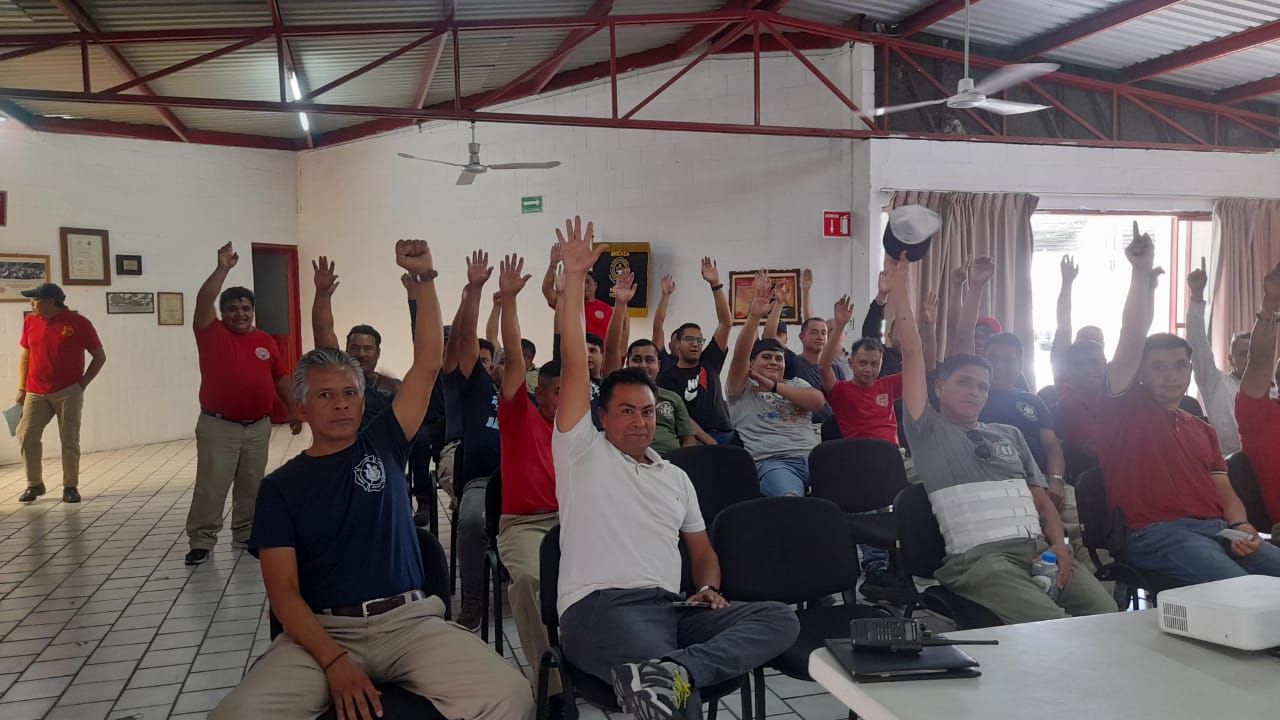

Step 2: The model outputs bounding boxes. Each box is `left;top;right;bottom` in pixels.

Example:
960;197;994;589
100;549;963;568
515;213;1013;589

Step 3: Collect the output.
698;585;721;596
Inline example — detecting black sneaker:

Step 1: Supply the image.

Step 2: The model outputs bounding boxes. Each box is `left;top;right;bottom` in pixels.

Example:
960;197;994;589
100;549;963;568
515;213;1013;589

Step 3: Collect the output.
454;598;483;632
18;485;45;503
544;693;566;720
859;569;915;605
62;487;80;503
184;549;210;566
611;660;691;720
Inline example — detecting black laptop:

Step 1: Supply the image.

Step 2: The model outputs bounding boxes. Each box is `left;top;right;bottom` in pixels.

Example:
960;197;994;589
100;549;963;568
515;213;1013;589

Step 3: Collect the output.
824;639;981;683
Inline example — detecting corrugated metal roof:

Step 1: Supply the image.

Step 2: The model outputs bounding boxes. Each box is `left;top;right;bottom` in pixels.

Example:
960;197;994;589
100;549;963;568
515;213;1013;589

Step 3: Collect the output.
926;0;1124;47
19;99;167;125
422;28;569;107
175;107;303;137
291;34;434;108
78;0;270;30
561;22;695;73
277;0;446;25
1159;43;1280;90
455;0;598;21
123;41;284;101
613;0;724;15
0;45;128;91
2;1;78;32
784;0;934;26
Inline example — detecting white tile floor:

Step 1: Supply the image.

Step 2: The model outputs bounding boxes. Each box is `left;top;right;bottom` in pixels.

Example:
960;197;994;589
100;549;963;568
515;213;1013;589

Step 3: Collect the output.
0;429;852;720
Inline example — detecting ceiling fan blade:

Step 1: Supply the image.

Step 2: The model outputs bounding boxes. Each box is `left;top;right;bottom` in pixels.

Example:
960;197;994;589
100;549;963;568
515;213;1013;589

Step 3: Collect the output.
973;63;1058;95
456;170;479;186
486;162;562;170
870;99;948;117
977;98;1050;116
398;152;466;168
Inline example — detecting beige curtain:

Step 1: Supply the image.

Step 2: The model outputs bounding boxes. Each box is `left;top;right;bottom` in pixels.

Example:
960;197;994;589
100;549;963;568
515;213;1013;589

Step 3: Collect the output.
888;191;1041;385
1210;198;1280;364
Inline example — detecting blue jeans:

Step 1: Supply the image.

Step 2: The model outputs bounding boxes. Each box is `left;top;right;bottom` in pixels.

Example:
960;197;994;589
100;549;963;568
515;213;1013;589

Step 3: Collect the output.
1125;517;1280;584
704;430;739;447
757;456;809;497
853;510;890;573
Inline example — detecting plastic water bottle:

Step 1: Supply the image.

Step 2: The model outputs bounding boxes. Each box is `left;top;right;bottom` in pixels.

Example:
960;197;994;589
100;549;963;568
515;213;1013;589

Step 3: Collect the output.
1031;551;1060;601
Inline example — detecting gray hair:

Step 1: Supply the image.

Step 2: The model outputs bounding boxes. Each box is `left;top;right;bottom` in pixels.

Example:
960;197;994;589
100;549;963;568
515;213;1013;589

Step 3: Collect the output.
293;347;365;406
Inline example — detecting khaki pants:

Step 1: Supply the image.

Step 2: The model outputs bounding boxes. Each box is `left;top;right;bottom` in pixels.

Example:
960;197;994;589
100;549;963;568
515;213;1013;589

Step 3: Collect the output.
210;595;534;720
436;439;461;505
186;413;270;550
18;384;85;489
935;537;1118;625
497;512;560;694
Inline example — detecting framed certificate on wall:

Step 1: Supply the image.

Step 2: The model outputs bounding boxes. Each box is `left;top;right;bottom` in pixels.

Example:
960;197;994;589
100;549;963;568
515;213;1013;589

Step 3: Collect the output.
60;227;112;285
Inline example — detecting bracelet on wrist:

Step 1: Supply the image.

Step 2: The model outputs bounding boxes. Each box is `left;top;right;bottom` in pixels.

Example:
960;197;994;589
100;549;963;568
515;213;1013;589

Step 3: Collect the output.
323;650;348;672
710;283;724;292
1228;521;1251;529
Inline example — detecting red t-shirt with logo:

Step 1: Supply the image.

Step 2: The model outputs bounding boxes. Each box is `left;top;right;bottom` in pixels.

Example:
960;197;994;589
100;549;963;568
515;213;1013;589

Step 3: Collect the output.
1096;383;1225;530
195;321;287;421
827;374;904;444
1234;392;1280;524
546;298;613;340
497;390;557;515
20;311;102;394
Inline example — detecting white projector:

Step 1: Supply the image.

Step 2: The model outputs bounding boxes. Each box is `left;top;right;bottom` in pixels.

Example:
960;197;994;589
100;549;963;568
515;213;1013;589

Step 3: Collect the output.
1157;575;1280;651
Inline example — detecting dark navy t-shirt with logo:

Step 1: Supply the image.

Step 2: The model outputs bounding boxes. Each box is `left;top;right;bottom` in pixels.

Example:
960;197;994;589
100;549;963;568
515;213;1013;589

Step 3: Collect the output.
250;409;422;612
979;388;1054;472
445;361;500;486
361;376;396;430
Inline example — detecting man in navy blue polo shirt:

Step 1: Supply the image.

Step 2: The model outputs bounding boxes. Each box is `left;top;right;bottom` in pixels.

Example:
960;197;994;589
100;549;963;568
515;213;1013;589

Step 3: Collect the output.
211;240;531;720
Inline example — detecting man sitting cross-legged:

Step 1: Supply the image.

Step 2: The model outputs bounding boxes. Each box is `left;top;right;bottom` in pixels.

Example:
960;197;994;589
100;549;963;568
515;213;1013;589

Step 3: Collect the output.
552;216;799;720
211;240;532;720
890;252;1116;625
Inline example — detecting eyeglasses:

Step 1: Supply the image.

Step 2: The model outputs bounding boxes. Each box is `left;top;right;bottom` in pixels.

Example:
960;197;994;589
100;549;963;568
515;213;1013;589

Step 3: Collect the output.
680;336;706;346
965;429;993;462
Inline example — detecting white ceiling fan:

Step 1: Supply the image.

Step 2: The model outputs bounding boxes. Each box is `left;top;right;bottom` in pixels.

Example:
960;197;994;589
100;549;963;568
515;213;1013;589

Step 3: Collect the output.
397;121;562;186
872;0;1059;118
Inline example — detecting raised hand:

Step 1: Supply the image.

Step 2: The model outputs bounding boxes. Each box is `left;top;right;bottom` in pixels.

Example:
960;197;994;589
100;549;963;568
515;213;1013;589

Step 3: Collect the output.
950;262;969;287
832;295;855;328
1125;221;1155;270
498;253;532;298
877;269;892;298
701;256;721;286
969;257;995;285
748;270;775;317
888;252;911;293
548;242;562;266
802;268;814;292
748;369;776;393
555;216;605;275
1264;261;1280;310
613;268;638;305
465;249;493;287
312;256;339;296
1060;255;1079;284
661;273;676;297
395;239;435;276
217;242;238;270
1187;256;1208;298
921;291;939;324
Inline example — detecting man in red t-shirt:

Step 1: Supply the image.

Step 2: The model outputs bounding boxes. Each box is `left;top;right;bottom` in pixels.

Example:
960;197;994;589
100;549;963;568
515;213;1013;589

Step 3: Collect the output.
1098;224;1280;584
540;242;613;342
1235;261;1280;533
494;252;564;704
16;283;106;504
185;243;300;566
818;297;904;444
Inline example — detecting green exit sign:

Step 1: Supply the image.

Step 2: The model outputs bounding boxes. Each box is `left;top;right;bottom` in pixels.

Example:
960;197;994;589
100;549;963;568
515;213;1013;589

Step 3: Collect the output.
521;195;543;214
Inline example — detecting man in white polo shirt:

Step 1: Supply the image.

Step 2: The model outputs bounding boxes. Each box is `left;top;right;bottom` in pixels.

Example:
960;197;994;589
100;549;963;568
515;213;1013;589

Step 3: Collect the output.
551;216;798;720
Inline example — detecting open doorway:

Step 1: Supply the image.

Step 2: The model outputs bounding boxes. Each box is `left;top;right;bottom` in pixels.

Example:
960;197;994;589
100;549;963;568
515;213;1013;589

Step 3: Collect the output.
251;243;302;424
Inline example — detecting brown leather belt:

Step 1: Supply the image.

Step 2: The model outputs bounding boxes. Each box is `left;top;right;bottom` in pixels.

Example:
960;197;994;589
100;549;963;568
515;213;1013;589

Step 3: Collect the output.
321;589;425;618
201;410;266;426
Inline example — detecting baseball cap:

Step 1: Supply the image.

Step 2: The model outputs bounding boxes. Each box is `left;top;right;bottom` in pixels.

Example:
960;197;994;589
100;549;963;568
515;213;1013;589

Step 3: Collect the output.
21;283;65;302
883;205;942;262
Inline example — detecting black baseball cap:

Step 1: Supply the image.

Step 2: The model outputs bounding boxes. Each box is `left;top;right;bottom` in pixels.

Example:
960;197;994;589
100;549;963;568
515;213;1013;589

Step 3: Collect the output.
21;283;65;302
882;205;942;262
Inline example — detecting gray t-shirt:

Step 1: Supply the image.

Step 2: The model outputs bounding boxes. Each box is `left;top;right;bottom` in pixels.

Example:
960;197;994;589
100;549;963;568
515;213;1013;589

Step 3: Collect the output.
728;378;820;462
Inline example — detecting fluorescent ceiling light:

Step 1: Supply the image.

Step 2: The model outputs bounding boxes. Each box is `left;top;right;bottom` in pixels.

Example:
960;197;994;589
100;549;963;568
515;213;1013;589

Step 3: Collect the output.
298;113;310;132
288;71;302;102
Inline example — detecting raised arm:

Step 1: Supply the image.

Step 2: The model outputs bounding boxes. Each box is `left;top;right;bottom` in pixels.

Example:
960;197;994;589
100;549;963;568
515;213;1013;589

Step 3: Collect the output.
653;273;675;354
861;270;890;340
888;255;927;422
704;257;732;352
485;292;501;350
1185;257;1223;393
1240;261;1280;399
442;250;492;378
920;291;939;373
818;296;854;394
763;289;784;344
392;239;444;439
602;269;636;375
194;242;237;330
801;268;814;322
556;217;607;432
497;254;534;402
1049;255;1078;379
540;242;561;308
310;256;341;350
948;257;994;357
728;271;775;396
1108;222;1158;396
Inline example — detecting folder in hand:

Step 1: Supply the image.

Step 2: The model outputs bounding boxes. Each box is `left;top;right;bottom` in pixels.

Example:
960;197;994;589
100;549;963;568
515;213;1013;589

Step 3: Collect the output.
4;404;22;437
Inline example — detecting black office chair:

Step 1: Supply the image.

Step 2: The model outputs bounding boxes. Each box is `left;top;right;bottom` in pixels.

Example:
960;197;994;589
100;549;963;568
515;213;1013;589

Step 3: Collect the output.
480;468;510;653
268;529;450;720
820;417;842;442
535;526;748;720
1226;452;1274;532
808;438;909;556
892;484;1004;630
667;445;761;528
713;497;892;720
1074;467;1185;608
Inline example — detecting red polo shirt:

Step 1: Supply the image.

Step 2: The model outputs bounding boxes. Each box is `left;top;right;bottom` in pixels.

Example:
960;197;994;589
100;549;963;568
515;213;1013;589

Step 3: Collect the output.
497;390;557;515
196;321;287;421
20;311;102;395
827;374;903;444
1096;383;1225;530
1234;392;1280;524
1054;385;1099;452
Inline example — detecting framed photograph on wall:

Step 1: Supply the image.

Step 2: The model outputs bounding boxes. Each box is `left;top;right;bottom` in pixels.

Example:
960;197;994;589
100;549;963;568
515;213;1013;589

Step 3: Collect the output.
729;268;803;325
157;292;184;326
0;191;7;227
60;227;111;285
0;254;51;303
106;291;154;315
116;254;143;276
